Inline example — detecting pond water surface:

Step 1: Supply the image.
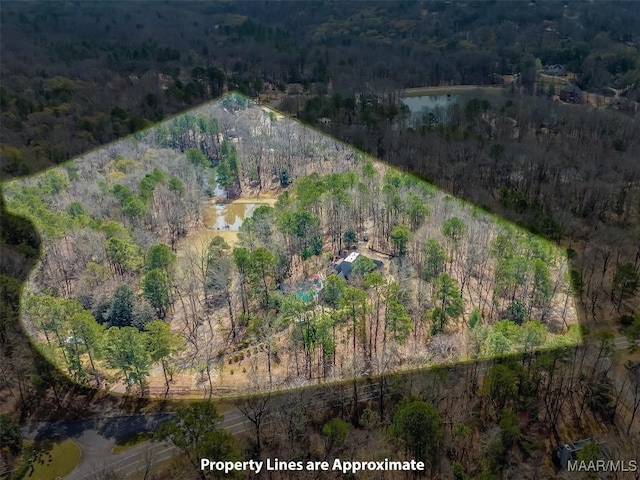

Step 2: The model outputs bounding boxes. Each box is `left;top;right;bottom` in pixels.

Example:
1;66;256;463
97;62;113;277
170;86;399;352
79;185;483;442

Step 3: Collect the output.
203;202;261;231
401;94;459;122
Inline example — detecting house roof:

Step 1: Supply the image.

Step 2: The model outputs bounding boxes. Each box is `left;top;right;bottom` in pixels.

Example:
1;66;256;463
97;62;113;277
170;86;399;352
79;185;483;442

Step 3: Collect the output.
333;253;383;280
344;252;360;263
336;262;353;277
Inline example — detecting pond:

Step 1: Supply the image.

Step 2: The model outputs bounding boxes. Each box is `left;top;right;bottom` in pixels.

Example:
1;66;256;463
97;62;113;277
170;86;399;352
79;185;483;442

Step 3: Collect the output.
402;94;458;112
401;94;459;123
202;202;261;231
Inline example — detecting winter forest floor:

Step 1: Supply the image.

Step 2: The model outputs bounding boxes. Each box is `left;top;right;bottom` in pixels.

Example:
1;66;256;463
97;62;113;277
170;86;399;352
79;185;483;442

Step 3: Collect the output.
4;94;581;400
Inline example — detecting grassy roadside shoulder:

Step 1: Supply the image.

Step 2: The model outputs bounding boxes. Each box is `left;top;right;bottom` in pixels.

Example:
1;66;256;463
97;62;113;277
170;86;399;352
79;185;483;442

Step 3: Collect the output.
111;431;155;454
11;439;81;480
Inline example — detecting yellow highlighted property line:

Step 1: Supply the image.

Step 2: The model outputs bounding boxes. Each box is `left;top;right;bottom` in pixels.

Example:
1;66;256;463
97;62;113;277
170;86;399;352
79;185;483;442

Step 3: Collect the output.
7;94;580;402
228;197;277;205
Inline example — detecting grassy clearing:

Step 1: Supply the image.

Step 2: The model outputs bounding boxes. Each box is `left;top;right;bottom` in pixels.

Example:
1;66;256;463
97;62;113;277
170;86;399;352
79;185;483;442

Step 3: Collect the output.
111;431;155;453
18;439;81;480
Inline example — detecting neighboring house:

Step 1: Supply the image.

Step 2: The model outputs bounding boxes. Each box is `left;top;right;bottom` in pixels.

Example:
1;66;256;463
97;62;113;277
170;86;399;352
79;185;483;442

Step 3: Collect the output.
553;438;600;469
559;84;583;103
543;64;567;76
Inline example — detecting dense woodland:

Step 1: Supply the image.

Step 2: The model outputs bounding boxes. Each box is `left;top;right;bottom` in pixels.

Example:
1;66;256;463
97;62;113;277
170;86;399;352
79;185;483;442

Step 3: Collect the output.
1;1;640;177
5;97;579;399
1;2;639;480
148;341;639;480
303;89;640;326
1;0;638;328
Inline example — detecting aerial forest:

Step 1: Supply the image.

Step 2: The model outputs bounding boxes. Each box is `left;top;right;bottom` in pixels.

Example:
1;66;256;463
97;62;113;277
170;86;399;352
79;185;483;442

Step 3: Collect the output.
4;94;579;397
0;3;638;478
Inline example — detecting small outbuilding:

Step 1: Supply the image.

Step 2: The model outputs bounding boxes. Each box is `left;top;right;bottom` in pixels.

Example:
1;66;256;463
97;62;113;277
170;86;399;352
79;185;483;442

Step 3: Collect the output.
559;85;583;103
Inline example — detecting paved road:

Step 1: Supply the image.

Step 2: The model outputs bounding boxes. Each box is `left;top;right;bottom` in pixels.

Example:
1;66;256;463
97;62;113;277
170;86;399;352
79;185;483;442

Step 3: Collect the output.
71;441;179;480
19;406;271;479
110;383;384;478
19;383;380;479
21;414;174;480
21;336;635;479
